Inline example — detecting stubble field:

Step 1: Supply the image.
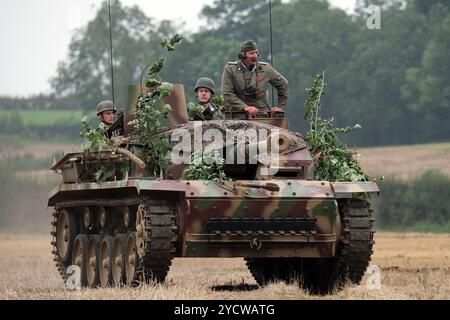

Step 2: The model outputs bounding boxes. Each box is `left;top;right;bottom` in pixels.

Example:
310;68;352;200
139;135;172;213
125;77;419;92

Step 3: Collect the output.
0;232;448;300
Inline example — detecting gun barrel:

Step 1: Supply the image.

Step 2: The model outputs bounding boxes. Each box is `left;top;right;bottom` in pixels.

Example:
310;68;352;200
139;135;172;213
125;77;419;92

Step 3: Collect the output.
225;132;291;162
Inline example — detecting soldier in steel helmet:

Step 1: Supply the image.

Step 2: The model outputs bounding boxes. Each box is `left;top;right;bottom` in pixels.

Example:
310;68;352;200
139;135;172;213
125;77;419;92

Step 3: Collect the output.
96;100;123;138
97;100;117;125
188;77;223;120
221;40;289;117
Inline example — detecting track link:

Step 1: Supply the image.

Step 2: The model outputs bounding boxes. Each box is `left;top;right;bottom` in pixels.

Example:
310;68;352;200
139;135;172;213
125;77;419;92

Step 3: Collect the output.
333;198;375;285
134;199;178;284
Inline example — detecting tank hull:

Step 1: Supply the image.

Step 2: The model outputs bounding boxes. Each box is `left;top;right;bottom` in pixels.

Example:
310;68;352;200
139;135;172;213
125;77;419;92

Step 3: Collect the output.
48;179;379;259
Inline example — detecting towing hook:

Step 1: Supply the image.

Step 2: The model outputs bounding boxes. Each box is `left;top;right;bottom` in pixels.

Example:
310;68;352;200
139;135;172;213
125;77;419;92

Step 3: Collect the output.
250;238;262;250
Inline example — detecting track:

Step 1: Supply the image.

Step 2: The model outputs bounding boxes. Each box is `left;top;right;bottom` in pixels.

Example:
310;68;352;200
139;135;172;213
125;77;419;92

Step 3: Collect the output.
134;199;178;284
51;208;70;282
245;199;375;294
333;199;375;285
51;196;373;293
51;197;178;287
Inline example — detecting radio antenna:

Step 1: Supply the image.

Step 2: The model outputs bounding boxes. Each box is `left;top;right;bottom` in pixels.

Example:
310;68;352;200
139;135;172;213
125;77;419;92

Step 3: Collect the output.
269;0;275;107
107;0;115;105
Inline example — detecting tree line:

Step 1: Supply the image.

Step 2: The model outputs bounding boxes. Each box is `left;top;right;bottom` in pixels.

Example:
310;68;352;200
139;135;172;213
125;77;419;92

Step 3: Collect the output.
375;170;450;232
1;0;450;147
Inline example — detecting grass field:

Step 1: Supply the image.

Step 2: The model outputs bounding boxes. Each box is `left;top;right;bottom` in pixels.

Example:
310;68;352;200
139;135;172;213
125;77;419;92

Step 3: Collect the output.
0;232;448;300
358;142;450;180
384;222;450;234
0;110;94;126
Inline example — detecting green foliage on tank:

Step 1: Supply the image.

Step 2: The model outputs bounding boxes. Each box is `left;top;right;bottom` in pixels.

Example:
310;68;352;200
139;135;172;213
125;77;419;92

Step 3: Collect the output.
304;72;368;182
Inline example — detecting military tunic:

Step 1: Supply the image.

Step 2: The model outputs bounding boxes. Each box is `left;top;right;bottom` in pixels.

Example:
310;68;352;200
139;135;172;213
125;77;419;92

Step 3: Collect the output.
221;59;289;112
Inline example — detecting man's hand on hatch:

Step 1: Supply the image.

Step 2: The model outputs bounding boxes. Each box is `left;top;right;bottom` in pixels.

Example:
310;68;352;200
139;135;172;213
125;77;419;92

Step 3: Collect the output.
271;106;283;117
244;105;258;117
271;106;283;113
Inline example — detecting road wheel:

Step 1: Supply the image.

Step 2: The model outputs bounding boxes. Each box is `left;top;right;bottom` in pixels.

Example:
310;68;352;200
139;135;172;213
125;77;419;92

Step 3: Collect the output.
87;235;102;288
99;236;114;288
125;232;138;285
112;234;128;286
99;207;109;229
72;234;89;287
56;209;77;263
123;206;135;229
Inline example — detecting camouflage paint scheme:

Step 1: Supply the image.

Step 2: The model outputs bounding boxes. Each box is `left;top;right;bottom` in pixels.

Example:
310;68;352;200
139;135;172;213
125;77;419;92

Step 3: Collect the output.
49;161;379;260
48;85;379;288
48;108;379;257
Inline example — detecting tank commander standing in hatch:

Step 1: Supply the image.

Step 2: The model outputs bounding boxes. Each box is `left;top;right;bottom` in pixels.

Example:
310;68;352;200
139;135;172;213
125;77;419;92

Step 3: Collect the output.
96;100;123;138
221;40;289;117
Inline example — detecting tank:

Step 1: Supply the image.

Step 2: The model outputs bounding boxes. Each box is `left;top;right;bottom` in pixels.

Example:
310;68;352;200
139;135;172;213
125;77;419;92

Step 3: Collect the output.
48;84;379;294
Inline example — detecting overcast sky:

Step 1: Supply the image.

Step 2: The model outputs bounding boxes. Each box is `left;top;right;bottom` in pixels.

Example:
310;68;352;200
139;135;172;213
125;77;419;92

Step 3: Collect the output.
0;0;356;97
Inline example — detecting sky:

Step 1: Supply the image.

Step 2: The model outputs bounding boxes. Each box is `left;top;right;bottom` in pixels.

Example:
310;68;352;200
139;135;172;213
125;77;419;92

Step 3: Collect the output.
0;0;356;97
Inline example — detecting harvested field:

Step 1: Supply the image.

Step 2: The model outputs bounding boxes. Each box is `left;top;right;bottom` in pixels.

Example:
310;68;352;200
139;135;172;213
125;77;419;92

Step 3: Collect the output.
0;232;448;300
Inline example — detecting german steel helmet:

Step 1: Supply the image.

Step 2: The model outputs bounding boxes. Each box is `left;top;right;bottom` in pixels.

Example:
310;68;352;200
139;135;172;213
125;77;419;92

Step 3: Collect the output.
96;100;117;116
194;77;215;95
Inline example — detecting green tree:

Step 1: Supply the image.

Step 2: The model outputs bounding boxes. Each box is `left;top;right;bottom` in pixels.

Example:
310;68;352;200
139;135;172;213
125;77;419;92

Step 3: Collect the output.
161;0;283;102
276;0;358;131
335;3;429;145
201;0;279;32
51;0;177;111
160;34;238;103
401;3;450;140
413;0;450;14
45;0;450;147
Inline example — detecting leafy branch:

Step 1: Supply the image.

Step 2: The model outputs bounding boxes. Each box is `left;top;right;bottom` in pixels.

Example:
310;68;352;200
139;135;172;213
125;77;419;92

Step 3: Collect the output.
210;96;228;112
144;34;183;88
182;149;229;182
79;118;110;182
187;102;204;119
304;72;368;182
187;96;227;120
129;34;182;177
160;34;183;51
304;71;326;144
80;117;109;152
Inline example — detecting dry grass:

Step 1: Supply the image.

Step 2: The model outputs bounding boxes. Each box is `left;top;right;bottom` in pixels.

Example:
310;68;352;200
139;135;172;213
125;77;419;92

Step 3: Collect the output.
0;232;449;300
359;142;450;180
